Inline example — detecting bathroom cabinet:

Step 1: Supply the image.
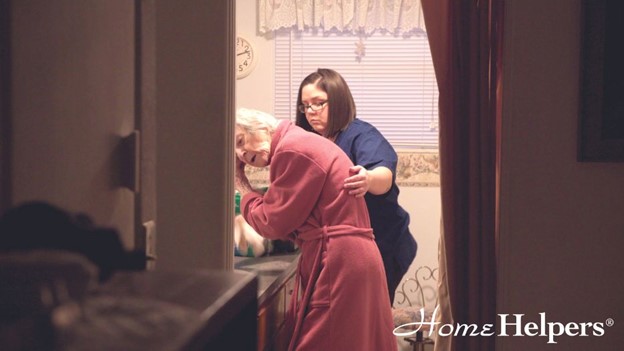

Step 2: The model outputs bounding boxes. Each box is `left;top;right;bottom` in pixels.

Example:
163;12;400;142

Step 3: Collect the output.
235;252;300;351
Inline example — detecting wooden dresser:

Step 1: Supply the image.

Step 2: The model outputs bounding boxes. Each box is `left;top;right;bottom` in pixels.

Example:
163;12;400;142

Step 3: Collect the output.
0;254;259;351
95;269;258;351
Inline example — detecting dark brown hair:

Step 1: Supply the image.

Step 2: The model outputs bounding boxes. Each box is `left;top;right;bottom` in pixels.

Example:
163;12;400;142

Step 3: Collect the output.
295;68;356;139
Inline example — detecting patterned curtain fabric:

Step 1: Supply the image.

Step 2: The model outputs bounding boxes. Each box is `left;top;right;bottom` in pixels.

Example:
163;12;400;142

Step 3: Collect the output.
258;0;426;34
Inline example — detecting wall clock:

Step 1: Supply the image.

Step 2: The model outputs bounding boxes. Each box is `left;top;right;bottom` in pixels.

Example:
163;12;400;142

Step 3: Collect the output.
236;35;256;79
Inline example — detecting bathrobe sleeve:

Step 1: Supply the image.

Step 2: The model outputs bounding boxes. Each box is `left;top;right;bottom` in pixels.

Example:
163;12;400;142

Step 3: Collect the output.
240;150;328;240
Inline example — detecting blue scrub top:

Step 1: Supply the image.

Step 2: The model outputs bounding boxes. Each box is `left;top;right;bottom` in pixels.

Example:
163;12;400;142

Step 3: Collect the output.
334;119;417;272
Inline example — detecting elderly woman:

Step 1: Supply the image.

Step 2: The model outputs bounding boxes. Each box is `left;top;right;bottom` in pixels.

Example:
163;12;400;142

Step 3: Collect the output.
234;108;396;351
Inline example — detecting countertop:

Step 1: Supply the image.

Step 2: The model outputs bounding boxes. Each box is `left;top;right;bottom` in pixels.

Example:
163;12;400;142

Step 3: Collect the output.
58;269;258;351
234;252;300;307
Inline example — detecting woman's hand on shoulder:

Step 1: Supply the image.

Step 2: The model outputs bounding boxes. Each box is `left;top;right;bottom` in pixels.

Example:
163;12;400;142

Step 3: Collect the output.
344;165;393;197
343;165;370;197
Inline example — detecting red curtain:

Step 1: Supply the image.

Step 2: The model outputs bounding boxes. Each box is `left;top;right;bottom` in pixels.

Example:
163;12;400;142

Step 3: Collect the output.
421;1;504;350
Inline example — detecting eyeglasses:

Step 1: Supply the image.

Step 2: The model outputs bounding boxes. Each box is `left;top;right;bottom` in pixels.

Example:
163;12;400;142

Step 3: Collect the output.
298;101;328;113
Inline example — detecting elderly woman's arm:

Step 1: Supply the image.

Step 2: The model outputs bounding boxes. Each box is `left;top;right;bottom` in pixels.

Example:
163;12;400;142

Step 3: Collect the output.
240;150;326;240
235;158;258;197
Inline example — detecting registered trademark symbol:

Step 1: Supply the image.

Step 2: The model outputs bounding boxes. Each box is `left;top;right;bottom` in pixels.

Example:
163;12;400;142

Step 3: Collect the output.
605;318;614;327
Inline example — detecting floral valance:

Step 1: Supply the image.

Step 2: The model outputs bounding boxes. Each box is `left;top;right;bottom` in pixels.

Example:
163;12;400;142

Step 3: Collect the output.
258;0;426;35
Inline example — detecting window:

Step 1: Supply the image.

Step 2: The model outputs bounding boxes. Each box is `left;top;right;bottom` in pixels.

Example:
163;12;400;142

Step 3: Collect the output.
274;30;439;150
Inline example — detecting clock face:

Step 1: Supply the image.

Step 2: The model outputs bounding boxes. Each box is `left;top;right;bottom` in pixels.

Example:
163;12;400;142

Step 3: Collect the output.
236;36;255;79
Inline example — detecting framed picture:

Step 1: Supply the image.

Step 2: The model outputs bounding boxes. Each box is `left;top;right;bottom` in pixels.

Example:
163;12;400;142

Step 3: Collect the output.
578;0;624;162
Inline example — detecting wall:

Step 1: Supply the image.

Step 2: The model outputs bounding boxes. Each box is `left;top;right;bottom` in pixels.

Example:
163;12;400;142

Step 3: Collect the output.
155;0;234;271
498;0;624;350
235;0;274;113
5;0;136;248
235;0;442;278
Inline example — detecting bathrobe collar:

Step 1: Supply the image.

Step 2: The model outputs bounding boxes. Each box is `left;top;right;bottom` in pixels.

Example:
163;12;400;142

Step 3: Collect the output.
268;120;291;165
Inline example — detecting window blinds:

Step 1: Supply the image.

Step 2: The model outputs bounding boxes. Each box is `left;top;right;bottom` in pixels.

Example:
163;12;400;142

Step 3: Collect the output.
274;30;439;149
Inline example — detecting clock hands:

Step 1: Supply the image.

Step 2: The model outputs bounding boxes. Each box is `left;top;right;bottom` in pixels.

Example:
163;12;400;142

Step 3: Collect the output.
235;37;255;78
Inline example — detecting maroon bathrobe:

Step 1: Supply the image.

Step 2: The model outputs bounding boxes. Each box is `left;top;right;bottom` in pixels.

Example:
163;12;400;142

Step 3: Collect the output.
241;121;396;351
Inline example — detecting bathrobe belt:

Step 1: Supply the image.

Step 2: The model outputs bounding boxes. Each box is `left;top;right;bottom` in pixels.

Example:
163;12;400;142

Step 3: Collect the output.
287;225;374;351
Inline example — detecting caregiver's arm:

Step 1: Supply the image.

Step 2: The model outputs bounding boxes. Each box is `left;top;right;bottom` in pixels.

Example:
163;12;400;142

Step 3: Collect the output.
344;165;393;197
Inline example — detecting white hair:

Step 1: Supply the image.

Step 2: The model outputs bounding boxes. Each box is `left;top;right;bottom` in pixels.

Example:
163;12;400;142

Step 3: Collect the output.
236;108;280;134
